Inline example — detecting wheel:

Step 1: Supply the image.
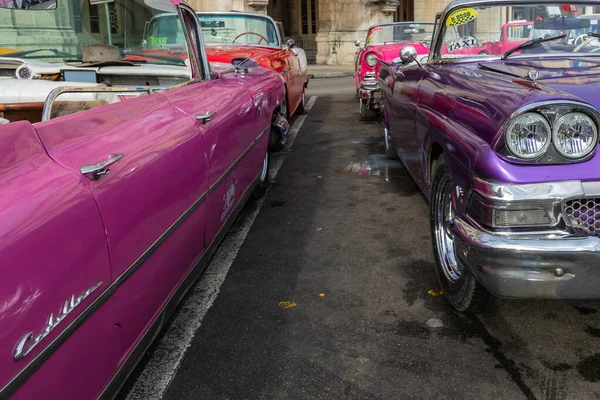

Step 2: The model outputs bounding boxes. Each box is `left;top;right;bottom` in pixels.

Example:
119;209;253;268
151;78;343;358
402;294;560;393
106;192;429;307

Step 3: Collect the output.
252;150;270;199
359;97;376;119
268;123;285;152
296;89;306;115
430;155;501;313
383;125;396;159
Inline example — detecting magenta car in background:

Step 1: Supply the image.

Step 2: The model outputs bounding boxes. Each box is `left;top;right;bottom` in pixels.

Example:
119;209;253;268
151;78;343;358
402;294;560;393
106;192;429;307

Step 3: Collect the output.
354;22;434;118
0;0;288;398
380;0;600;313
480;20;561;55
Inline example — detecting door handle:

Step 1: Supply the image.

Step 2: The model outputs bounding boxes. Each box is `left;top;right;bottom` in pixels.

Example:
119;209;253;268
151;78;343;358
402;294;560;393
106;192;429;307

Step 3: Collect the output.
80;153;124;180
196;111;216;124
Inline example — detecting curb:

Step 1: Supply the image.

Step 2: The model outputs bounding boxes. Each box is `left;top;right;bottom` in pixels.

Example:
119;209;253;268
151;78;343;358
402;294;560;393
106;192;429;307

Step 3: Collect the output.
308;71;354;79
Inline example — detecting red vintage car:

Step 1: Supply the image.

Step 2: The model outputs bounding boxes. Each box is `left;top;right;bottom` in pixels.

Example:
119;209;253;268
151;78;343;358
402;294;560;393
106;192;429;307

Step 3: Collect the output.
354;22;434;118
479;20;561;55
138;11;308;147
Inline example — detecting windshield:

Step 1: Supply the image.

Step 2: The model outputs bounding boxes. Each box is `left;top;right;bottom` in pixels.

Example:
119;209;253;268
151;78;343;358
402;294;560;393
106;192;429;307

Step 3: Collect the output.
366;23;435;46
144;12;280;48
437;3;600;60
0;0;187;66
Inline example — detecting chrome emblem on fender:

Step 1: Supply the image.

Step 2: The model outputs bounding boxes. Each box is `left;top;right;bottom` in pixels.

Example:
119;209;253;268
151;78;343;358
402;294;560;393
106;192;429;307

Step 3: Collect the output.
13;281;102;361
527;68;540;83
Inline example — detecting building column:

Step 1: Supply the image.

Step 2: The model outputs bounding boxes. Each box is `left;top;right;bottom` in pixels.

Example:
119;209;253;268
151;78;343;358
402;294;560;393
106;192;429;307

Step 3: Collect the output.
245;0;269;14
316;0;399;65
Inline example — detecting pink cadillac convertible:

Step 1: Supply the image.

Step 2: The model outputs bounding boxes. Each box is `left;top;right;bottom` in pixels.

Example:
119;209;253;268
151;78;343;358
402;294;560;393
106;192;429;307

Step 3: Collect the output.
0;0;287;398
354;22;435;118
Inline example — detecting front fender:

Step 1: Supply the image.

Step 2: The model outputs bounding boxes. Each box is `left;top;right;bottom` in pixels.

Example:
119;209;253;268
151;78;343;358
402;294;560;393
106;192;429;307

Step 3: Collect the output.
420;106;490;217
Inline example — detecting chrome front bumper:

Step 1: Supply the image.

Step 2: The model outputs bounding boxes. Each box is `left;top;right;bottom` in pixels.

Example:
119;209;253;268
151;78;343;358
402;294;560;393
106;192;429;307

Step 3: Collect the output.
359;79;381;109
453;214;600;300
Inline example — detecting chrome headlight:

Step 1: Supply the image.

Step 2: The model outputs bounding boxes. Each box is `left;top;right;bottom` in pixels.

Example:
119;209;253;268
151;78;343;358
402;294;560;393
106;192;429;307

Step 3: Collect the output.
365;53;378;67
505;112;551;159
552;112;598;159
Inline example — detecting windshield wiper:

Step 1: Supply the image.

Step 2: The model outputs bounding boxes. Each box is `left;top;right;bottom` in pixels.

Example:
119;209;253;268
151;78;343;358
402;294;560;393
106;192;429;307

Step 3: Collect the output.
125;53;186;66
3;48;76;58
502;34;566;60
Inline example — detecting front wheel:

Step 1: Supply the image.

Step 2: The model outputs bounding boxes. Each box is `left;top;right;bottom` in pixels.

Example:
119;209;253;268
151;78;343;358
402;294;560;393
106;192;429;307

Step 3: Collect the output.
251;150;270;199
430;155;501;313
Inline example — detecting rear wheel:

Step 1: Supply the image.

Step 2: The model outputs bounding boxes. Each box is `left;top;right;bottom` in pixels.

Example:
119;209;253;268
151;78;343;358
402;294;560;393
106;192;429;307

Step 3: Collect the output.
360;97;376;119
430;155;501;313
252;150;270;199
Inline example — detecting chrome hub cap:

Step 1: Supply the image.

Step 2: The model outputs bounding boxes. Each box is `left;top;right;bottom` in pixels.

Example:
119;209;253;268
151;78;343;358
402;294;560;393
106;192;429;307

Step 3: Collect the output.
434;177;462;283
260;152;269;182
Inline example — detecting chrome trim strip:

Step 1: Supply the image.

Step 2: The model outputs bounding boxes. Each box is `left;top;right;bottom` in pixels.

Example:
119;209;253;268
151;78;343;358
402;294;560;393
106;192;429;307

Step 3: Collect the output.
98;171;262;400
474;178;584;202
0;189;208;398
42;86;152;122
196;11;282;46
283;65;297;74
209;126;269;193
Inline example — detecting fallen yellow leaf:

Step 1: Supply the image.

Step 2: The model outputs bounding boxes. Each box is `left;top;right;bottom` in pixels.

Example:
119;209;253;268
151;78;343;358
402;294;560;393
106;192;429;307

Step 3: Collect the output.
319;293;325;297
279;301;297;309
427;289;444;297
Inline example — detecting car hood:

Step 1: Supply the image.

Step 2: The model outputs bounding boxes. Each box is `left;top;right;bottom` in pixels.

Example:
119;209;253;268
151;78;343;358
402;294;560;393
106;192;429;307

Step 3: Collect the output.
478;58;600;110
205;45;278;61
368;42;430;62
423;58;600;147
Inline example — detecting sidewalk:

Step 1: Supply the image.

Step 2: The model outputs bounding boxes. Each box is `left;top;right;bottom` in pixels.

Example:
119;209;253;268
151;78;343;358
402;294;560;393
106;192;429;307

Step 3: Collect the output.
307;64;354;79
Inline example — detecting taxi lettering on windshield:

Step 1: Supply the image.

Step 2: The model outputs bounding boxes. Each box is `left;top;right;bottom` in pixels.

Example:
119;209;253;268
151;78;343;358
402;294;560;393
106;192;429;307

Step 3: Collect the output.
447;36;478;53
446;8;478;26
146;36;168;45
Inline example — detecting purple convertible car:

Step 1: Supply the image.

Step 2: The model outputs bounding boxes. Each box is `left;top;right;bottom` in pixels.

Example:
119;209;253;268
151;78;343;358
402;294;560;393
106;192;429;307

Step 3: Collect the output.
380;0;600;313
0;0;288;398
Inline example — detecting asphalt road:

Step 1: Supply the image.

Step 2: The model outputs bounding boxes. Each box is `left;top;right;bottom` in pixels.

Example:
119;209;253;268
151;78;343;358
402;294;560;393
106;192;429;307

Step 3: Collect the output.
121;77;600;400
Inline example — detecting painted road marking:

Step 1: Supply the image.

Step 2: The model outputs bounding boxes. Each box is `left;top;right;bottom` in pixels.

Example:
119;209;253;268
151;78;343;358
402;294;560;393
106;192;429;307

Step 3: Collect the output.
125;96;317;400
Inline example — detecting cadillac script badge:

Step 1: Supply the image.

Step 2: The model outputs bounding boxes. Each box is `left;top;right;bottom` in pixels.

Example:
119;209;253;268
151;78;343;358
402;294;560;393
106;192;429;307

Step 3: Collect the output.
13;281;102;361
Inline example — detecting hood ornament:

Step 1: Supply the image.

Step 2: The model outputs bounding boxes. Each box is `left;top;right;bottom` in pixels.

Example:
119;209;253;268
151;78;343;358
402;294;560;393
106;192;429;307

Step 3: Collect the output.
513;68;542;90
527;68;540;84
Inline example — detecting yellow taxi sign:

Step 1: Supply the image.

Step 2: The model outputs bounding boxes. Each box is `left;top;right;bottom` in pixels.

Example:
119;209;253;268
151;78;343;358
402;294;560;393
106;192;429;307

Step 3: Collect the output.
446;8;478;27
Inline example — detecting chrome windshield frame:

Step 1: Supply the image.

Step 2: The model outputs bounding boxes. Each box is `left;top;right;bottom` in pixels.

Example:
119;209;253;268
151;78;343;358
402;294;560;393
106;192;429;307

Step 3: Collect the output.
195;11;282;48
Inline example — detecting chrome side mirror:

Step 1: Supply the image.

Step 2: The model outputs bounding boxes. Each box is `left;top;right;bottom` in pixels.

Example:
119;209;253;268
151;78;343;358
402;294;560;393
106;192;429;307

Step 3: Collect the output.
287;39;296;49
354;40;360;47
399;45;417;64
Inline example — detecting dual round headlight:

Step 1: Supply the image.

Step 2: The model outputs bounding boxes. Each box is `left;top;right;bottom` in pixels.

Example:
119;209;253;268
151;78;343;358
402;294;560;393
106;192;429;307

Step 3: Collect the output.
505;111;598;160
365;53;378;67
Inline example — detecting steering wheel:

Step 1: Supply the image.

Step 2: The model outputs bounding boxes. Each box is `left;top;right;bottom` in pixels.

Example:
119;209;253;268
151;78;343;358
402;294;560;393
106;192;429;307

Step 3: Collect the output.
574;33;587;46
233;32;269;45
574;35;600;52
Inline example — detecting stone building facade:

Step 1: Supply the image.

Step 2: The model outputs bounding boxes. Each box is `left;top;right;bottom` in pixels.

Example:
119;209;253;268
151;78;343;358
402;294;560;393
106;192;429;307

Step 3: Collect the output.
188;0;454;65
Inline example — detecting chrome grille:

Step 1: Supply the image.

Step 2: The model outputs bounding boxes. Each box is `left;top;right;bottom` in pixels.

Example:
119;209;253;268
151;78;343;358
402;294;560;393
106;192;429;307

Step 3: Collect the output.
564;197;600;234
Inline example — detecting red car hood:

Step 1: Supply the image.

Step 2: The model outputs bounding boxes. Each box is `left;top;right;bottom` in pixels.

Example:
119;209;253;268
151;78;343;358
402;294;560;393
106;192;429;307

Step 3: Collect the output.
368;42;430;62
204;45;279;63
123;45;278;63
